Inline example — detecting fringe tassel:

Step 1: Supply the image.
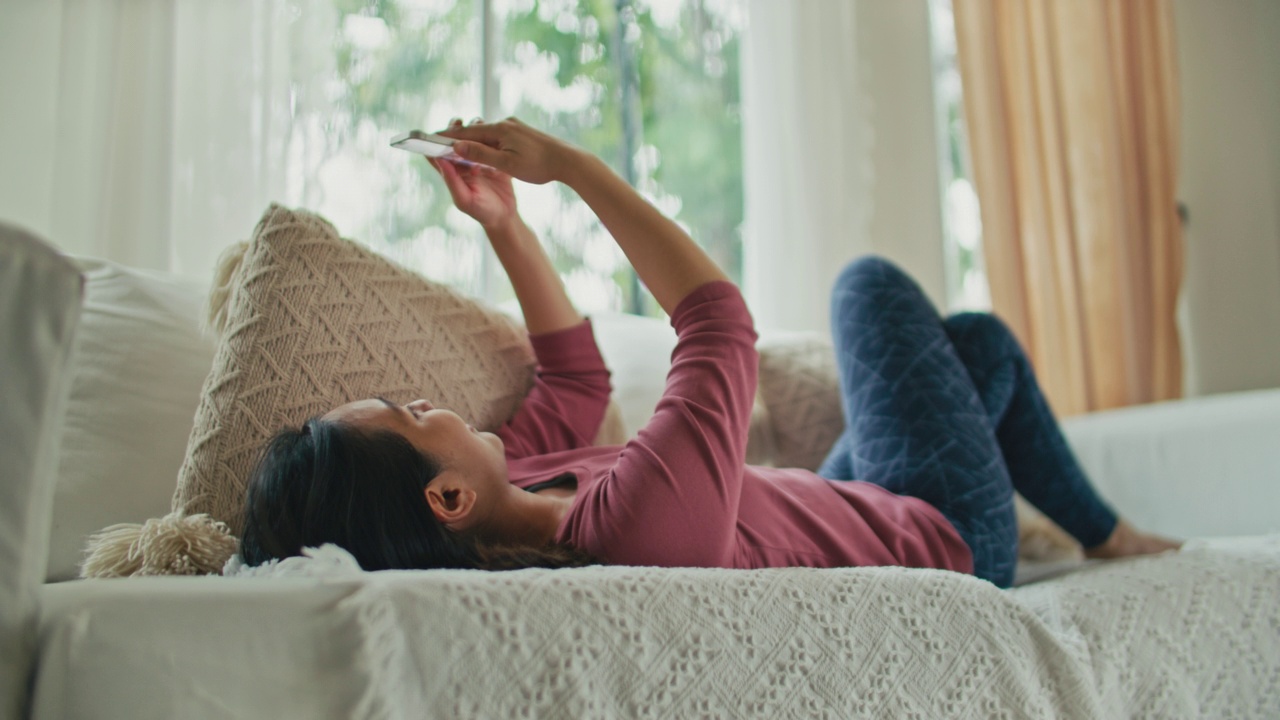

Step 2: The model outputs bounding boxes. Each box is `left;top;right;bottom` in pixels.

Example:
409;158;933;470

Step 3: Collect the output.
81;512;239;578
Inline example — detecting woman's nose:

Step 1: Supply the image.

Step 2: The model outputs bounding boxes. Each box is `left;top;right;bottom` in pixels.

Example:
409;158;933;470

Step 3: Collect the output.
407;399;434;413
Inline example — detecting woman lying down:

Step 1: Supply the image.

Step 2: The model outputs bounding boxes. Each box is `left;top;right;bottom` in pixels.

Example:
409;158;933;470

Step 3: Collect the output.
239;117;1178;588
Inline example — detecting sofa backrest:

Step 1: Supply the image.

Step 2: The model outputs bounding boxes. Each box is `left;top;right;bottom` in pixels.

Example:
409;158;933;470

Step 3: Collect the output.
44;259;216;581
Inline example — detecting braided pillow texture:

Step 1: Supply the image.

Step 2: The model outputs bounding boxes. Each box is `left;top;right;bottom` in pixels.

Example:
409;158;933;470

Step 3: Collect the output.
174;204;546;536
756;334;844;472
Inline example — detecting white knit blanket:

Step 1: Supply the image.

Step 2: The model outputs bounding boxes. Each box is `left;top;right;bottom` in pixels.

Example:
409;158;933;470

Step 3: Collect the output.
227;536;1280;719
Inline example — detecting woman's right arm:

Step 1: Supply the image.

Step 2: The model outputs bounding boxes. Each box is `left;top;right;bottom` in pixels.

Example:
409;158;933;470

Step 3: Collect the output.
443;119;758;566
441;118;729;316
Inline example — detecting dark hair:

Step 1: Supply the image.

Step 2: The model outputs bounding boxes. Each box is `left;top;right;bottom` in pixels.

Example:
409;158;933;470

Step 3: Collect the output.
240;418;596;571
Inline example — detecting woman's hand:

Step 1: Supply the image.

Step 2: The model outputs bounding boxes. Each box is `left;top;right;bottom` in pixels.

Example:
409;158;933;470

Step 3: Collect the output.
437;117;583;186
429;118;583;334
428;119;519;232
441;115;729;316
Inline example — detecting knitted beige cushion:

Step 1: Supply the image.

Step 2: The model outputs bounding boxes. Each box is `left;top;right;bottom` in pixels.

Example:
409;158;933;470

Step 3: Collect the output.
173;204;621;537
756;336;844;472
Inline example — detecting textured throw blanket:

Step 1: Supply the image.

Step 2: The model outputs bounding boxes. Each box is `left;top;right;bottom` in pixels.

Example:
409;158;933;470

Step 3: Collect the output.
227;535;1280;719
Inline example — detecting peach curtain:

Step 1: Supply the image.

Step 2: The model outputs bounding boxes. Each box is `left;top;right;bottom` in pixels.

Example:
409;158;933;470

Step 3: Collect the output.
952;0;1184;416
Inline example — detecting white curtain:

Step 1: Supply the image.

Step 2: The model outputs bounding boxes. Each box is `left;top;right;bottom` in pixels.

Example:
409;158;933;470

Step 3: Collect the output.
740;0;872;335
0;0;336;280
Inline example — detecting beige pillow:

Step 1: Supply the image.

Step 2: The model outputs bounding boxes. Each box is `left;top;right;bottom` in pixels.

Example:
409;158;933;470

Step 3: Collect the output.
756;335;844;472
174;204;620;536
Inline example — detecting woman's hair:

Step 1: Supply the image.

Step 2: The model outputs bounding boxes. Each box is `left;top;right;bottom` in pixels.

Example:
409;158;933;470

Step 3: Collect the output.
240;417;596;571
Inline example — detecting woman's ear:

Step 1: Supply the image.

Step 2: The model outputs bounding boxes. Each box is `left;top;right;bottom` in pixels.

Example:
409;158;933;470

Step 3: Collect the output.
424;473;479;530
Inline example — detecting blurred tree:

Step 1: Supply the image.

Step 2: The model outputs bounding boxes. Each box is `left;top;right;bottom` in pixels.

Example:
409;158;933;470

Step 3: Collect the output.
325;0;743;316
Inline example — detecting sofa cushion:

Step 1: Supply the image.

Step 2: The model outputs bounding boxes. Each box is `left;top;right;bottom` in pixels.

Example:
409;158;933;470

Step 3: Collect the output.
44;260;215;581
175;204;573;536
756;333;843;471
1062;388;1280;538
0;223;83;720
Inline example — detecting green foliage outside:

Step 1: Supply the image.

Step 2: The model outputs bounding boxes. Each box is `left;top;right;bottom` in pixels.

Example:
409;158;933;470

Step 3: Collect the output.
325;0;744;316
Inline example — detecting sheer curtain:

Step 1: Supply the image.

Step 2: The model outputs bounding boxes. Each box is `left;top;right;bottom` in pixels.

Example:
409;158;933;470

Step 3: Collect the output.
1;0;337;280
740;0;872;335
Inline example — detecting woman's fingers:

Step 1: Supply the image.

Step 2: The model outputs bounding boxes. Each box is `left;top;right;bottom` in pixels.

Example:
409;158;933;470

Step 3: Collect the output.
439;122;505;145
434;157;472;204
436;116;566;184
427;156;460;183
452;140;509;173
429;147;493;189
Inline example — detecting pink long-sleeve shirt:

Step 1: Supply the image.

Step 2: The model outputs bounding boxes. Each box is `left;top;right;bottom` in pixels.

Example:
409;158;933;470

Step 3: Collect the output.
496;281;973;573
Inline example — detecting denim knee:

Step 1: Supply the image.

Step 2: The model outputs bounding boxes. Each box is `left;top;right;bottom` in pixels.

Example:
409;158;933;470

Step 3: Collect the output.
944;313;1019;353
830;256;927;325
833;256;914;296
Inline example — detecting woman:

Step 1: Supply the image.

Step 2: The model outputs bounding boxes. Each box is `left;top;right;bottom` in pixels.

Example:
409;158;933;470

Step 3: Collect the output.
240;118;1178;587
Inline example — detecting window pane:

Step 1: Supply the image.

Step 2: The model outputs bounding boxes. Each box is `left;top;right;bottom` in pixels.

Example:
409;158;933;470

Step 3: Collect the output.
292;0;745;314
929;0;991;312
634;0;745;296
293;0;488;295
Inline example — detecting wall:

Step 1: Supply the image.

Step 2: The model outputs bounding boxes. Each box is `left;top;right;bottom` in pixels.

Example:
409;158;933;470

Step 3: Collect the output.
1174;0;1280;396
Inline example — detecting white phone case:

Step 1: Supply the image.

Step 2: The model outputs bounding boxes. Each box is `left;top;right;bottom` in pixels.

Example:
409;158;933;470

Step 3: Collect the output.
389;131;456;158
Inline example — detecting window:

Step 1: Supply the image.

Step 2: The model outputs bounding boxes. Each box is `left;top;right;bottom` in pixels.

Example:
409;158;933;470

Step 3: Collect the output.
928;0;991;312
279;0;745;317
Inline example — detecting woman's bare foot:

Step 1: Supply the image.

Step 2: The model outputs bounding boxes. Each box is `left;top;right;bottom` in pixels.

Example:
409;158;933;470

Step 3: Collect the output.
1084;520;1183;560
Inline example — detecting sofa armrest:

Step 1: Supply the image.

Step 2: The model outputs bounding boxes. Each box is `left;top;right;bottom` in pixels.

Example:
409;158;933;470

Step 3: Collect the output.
1062;389;1280;538
0;223;84;720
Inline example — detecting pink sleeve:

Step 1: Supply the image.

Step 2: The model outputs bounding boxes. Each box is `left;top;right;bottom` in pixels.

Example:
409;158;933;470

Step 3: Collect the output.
496;319;613;460
574;281;758;567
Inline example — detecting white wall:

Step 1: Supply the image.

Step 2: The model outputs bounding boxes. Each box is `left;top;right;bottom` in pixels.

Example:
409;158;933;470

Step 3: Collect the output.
1175;0;1280;396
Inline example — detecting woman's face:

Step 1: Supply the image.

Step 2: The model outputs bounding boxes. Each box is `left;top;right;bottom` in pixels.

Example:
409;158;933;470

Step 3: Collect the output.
322;398;507;490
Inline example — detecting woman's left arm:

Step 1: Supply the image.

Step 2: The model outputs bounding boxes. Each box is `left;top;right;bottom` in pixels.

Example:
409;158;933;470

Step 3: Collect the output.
429;143;607;457
430;152;581;334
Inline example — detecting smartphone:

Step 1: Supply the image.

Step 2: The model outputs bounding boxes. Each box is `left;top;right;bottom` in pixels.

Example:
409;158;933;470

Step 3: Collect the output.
389;130;458;158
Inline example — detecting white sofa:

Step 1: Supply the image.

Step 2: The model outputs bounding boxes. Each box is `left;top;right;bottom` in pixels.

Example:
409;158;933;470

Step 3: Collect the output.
5;224;1280;719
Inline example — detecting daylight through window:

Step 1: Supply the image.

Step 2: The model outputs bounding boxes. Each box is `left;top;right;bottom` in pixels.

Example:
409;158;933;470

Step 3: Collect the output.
282;0;745;317
928;0;991;312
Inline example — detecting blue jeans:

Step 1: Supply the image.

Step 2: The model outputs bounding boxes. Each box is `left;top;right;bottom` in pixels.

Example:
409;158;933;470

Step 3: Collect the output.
817;257;1118;587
